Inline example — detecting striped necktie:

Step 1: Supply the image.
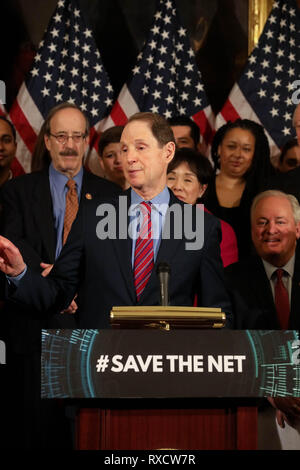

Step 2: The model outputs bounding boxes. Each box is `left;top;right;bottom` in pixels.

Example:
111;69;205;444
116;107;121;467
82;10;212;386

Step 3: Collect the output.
274;268;290;329
134;201;154;300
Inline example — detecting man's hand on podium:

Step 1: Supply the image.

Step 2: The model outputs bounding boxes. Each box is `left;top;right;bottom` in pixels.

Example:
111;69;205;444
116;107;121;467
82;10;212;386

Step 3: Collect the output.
0;236;26;277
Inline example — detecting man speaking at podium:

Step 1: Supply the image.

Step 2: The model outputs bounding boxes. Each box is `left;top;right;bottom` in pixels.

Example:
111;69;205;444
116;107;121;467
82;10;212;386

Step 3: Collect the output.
0;112;233;329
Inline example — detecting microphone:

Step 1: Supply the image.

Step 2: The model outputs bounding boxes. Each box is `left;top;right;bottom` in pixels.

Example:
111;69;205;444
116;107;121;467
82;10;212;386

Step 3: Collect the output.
156;262;171;306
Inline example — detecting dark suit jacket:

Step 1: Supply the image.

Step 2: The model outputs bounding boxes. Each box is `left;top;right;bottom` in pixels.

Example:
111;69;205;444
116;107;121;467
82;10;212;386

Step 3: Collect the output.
11;189;233;329
0;168;121;352
225;248;300;329
265;167;300;204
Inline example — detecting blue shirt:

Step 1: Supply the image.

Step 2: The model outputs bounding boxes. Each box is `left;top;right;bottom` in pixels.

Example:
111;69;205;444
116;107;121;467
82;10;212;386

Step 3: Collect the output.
130;186;170;267
49;163;83;259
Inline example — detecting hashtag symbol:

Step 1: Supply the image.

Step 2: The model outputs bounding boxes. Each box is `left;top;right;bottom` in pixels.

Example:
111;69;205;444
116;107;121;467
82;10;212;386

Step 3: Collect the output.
96;355;110;372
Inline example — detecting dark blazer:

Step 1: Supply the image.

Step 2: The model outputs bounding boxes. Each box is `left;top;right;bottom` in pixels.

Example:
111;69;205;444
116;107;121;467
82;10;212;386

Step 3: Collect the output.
225;247;300;329
265;166;300;204
11;189;233;329
0;168;122;352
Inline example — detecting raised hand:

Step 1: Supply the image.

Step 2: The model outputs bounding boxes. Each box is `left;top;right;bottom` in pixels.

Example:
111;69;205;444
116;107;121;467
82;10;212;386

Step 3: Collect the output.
0;236;26;277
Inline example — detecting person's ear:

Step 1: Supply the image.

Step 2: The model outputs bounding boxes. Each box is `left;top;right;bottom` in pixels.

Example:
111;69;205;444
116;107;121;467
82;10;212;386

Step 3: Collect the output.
164;141;176;163
199;184;208;198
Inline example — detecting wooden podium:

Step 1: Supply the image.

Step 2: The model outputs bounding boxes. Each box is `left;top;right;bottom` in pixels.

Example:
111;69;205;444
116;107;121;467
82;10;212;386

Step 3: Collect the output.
76;401;257;450
76;306;257;450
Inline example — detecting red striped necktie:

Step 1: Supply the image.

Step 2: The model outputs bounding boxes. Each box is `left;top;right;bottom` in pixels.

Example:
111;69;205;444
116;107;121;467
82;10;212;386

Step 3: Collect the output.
274;268;290;329
134;202;154;301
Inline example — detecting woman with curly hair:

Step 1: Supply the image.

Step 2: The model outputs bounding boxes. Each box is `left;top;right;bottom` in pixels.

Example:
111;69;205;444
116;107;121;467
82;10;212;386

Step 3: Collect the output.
201;119;275;258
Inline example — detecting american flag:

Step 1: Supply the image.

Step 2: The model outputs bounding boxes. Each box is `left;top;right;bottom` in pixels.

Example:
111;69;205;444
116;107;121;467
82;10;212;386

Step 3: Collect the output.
104;0;214;147
216;0;300;159
9;0;114;174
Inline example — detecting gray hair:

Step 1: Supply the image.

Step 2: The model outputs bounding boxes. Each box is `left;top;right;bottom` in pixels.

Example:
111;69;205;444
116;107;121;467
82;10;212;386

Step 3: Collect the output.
251;190;300;224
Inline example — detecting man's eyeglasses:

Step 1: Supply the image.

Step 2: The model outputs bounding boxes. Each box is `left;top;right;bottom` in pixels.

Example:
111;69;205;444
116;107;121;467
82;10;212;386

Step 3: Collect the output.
49;133;87;144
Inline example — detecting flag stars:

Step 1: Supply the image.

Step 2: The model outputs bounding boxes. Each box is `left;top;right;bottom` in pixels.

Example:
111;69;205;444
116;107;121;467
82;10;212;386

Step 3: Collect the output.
59;63;66;73
31;68;39;77
147;55;154;64
149;40;157;49
84;28;92;38
105;97;113;107
69;82;77;92
150;105;159;113
154;75;163;85
288;68;295;77
44;72;52;82
91;93;99;102
152;90;161;100
246;70;254;79
258;89;266;98
273;79;281;88
272;93;280;103
41;87;50;97
70;67;79;77
53;13;62;22
259;74;268;83
82;43;91;54
94;64;103;73
54;92;63;102
50;28;59;38
270;108;279;117
166;95;174;104
48;43;57;53
57;78;64;87
73;38;80;47
151;25;160;35
261;60;269;69
92;78;101;88
185;63;193;72
264;44;272;54
282;127;291;136
72;52;80;62
159;45;167;55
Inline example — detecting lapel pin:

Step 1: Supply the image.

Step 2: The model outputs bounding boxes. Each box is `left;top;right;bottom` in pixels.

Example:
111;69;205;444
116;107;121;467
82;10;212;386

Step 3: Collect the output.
85;193;92;200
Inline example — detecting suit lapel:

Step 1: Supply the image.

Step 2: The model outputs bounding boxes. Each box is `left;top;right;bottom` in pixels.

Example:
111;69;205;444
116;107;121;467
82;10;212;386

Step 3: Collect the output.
250;257;278;324
32;171;56;262
110;190;136;302
290;245;300;328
